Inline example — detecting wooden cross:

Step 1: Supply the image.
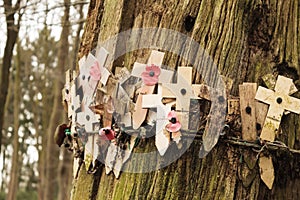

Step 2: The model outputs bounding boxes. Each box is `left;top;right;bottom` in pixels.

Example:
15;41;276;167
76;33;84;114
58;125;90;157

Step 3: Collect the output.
77;48;109;98
104;135;137;178
131;50;173;129
77;101;100;133
113;135;137;178
239;83;258;141
255;75;300;141
162;67;203;129
142;86;171;155
95;47;110;85
84;134;99;172
77;55;96;98
68;81;82;137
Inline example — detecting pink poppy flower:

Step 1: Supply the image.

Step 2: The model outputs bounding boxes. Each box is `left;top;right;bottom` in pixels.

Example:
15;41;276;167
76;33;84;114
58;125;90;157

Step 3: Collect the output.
99;127;115;140
141;64;161;86
166;110;181;132
90;61;101;81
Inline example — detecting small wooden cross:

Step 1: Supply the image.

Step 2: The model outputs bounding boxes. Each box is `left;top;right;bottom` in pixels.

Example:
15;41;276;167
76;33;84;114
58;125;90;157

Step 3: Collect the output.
77;48;109;98
67;81;82;135
77;55;96;98
77;101;100;133
95;47;110;85
162;67;204;129
142;86;171;155
84;134;99;172
239;83;257;141
131;50;173;129
112;135;137;178
255;75;300;141
104;134;137;178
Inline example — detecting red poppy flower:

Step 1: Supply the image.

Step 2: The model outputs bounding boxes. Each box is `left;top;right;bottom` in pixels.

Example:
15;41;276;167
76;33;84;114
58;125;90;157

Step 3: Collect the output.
141;64;161;86
90;61;101;81
99;127;115;140
165;110;181;132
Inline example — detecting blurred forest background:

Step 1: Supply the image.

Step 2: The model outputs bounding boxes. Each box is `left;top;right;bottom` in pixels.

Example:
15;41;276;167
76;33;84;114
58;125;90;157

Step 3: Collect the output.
0;0;88;199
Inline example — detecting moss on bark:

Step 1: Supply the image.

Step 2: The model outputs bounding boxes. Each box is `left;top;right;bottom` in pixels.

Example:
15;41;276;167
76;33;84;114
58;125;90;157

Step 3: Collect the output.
72;0;300;199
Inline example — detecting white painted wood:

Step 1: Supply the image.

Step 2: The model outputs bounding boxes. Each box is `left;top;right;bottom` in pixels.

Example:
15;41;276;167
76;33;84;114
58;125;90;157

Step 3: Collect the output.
77;102;99;133
147;50;164;66
155;129;170;156
73;157;80;178
172;131;181;144
259;156;275;190
142;86;171;155
162;67;197;113
77;54;98;98
68;83;76;119
260;118;280;141
131;62;174;84
105;143;117;174
121;112;132;127
95;47;110;85
78;55;86;69
84;135;94;172
274;75;298;95
95;47;109;70
131;50;167;129
255;75;300;141
92;135;98;166
113;135;137;178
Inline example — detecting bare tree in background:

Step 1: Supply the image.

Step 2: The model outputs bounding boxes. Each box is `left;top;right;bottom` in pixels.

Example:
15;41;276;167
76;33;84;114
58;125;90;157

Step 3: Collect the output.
71;0;300;199
0;0;22;152
44;0;71;199
6;40;21;200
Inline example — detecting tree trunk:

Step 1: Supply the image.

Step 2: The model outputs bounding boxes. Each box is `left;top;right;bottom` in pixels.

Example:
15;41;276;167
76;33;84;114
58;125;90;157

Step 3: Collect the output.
58;148;73;200
0;0;21;152
72;0;300;199
44;0;71;199
6;40;21;200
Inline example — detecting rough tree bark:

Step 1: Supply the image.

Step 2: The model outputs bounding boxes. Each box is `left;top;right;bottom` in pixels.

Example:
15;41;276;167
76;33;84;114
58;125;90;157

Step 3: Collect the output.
0;0;21;152
6;40;21;200
72;0;300;199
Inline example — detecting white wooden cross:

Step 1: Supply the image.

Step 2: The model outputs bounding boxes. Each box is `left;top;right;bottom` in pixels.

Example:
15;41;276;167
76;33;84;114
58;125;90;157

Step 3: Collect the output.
77;100;100;133
255;75;300;141
105;135;137;178
77;55;95;98
142;86;172;155
131;50;173;129
84;134;99;172
95;47;110;85
162;67;203;129
77;48;109;98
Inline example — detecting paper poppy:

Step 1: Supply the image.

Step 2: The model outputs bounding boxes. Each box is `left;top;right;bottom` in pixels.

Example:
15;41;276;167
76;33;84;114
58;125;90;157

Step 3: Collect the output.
90;61;101;81
165;110;181;132
99;127;115;140
141;64;161;86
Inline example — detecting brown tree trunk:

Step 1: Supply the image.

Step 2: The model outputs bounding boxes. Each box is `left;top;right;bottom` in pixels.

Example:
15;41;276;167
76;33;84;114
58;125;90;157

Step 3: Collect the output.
6;40;21;200
44;0;71;199
0;0;21;152
58;148;73;200
72;0;300;199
